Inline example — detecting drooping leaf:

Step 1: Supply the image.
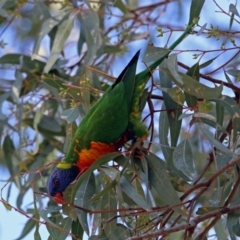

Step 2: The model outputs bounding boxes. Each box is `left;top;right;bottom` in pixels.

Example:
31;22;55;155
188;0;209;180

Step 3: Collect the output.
216;152;233;170
227;69;240;79
44;16;74;73
72;153;121;200
15;218;36;240
188;0;205;25
110;224;130;240
214;219;228;240
159;103;171;162
146;153;187;215
74;172;95;235
71;218;84;240
197;124;233;155
160;58;182;147
161;68;223;99
216;101;224;128
101;188;117;238
120;176;150;210
229;3;240;17
173;139;195;177
227;212;240;240
224;70;234;85
46;216;72;240
160;86;185;105
32;14;66;58
143;46;171;63
185;62;199;108
61;107;80;123
3;135;15;175
200;56;218;69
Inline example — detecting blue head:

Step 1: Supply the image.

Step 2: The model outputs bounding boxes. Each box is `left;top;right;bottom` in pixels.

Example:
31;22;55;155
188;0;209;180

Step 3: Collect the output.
47;165;79;204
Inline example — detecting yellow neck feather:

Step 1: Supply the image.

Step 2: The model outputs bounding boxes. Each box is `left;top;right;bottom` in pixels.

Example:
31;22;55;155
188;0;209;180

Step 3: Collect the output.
57;162;72;169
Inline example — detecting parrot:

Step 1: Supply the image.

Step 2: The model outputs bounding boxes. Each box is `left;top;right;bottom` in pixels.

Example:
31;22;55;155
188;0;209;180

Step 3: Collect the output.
48;51;148;204
47;23;195;204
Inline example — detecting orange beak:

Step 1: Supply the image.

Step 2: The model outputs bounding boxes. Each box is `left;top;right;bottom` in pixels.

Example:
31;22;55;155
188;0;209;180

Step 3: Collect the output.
53;192;66;204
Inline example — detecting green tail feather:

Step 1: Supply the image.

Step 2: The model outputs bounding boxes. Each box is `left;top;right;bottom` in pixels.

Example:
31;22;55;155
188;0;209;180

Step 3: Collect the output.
129;22;195;138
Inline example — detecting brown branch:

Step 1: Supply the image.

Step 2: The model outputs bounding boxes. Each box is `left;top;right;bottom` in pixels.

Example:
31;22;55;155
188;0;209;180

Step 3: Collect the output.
181;156;240;201
127;204;240;240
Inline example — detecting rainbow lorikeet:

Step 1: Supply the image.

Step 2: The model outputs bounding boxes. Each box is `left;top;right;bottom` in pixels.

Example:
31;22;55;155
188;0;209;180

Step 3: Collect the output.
48;51;151;204
47;18;194;203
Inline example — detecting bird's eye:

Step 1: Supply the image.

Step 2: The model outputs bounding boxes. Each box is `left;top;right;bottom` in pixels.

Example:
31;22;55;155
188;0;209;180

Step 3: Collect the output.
54;179;59;185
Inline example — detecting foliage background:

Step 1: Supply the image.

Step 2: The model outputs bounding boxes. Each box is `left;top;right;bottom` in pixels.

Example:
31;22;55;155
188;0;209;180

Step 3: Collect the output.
1;0;240;239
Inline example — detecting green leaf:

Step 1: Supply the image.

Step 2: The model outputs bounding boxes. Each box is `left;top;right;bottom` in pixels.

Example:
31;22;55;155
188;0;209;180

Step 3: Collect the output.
196;207;220;215
180;74;222;99
211;96;240;117
110;224;130;240
75;173;95;235
232;221;240;237
101;188;117;238
32;17;59;58
211;95;240;141
216;101;224;127
72;153;121;199
1;198;12;210
0;54;45;72
91;179;118;202
63;121;77;153
227;212;240;239
61;107;80;123
15;218;35;240
77;6;100;64
146;153;187;215
44;16;74;73
160;59;182;147
71;217;84;239
200;56;218;69
160;86;185;105
197;124;233;155
33;194;41;240
47;216;72;240
229;3;240;17
39;116;62;132
162;68;223;99
227;69;240;79
188;0;205;25
216;152;233;170
143;46;171;63
166;54;183;85
120;176;150;210
214;219;228;240
185;62;199;107
224;71;234;85
3;135;15;175
173;139;195;177
112;0;128;13
0;92;10;120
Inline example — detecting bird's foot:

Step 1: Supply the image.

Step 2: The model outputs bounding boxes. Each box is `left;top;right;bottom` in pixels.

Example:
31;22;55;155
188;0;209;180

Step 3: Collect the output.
128;138;149;158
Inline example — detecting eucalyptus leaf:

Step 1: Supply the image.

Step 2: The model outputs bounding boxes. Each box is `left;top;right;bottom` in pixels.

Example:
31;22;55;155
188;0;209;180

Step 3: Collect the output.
120;176;150;210
146;153;187;215
197;124;233;155
61;107;80;123
44;16;74;73
101;189;117;238
75;173;95;235
173;139;195;177
188;0;205;25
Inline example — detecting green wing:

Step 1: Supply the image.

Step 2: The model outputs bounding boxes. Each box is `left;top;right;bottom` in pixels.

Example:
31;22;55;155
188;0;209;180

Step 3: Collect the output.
64;51;140;163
